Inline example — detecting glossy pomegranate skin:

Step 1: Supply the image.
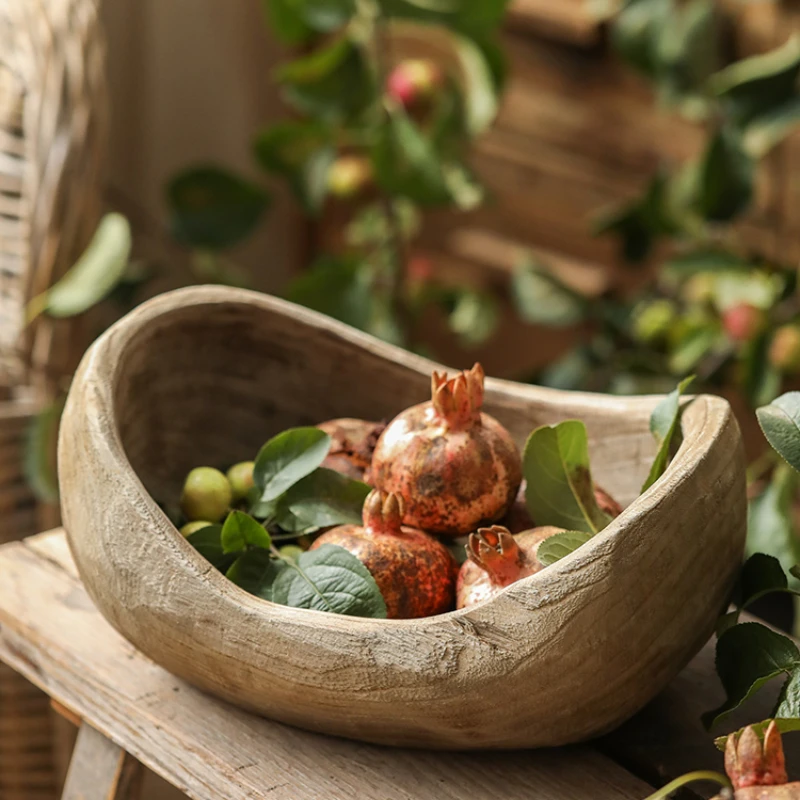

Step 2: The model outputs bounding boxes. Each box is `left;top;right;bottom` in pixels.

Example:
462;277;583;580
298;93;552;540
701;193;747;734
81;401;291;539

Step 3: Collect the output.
456;525;561;609
501;480;623;533
594;485;623;518
317;418;385;482
310;491;457;619
371;364;522;537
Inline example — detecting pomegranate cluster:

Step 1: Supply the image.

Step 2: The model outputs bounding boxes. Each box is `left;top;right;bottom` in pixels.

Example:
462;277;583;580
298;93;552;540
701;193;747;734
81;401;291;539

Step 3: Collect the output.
174;362;623;620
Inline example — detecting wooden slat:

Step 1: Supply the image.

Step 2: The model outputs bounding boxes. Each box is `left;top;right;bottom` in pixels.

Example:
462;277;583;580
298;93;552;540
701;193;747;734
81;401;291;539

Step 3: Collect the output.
507;0;601;45
61;724;143;800
0;532;654;800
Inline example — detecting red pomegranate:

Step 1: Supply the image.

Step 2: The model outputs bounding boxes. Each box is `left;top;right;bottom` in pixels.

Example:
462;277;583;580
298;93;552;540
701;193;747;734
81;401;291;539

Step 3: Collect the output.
456;524;561;609
711;722;800;800
370;363;522;536
310;489;457;619
501;480;623;534
317;418;385;482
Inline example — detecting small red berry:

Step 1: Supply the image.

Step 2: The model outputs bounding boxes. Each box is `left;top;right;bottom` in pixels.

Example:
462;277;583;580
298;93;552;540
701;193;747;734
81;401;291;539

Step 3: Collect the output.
326;155;372;199
722;303;766;343
406;256;433;284
386;59;442;109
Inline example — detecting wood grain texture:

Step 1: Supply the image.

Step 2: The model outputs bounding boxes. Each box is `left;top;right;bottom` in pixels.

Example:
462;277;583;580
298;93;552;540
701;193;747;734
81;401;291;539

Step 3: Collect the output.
58;286;747;749
0;532;654;800
61;723;142;800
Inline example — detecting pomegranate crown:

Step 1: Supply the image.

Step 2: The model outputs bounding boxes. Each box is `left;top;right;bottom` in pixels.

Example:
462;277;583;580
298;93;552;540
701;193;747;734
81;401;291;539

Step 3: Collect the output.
724;722;787;789
466;525;523;587
431;362;485;428
363;489;404;534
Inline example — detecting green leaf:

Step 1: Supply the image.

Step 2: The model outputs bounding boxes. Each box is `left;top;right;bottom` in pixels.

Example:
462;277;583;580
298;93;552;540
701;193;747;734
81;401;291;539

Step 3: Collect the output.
739;553;789;608
742;333;783;409
652;0;722;119
664;249;751;277
744;97;800;158
167;167;270;250
747;465;800;590
24;399;64;503
757;393;800;473
372;106;451;205
440;161;484;210
642;375;694;493
712;35;800;128
225;548;287;600
186;524;237;572
254;122;335;214
261;0;312;43
283;468;371;528
271;544;387;617
286;255;373;331
695;130;754;222
28;213;132;321
776;669;800;718
380;0;509;42
536;531;594;566
448;289;500;346
253;427;332;504
512;259;585;327
610;0;671;77
714;718;800;752
221;510;272;553
594;172;676;264
703;622;800;728
301;0;356;31
667;328;716;375
523;420;612;534
278;38;372;122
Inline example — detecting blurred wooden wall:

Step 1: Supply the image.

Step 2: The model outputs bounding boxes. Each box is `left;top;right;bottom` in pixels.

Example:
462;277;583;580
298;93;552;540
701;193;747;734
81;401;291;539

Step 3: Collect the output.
101;0;305;295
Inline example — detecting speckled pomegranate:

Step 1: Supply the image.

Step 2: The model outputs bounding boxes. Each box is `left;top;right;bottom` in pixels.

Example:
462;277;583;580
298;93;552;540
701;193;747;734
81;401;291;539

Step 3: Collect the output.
500;480;623;533
712;722;800;800
370;363;522;536
317;418;386;482
310;489;457;619
456;524;562;609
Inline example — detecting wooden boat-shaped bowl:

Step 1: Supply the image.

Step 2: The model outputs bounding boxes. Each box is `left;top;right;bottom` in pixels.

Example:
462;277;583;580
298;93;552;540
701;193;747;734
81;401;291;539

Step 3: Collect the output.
59;286;746;749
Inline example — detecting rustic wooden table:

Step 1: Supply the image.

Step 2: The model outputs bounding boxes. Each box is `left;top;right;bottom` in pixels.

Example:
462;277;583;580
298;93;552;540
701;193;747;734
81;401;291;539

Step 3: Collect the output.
0;530;793;800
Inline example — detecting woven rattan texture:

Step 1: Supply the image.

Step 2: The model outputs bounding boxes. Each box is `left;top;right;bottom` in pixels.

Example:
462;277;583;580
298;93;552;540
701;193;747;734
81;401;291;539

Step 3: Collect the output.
0;0;107;394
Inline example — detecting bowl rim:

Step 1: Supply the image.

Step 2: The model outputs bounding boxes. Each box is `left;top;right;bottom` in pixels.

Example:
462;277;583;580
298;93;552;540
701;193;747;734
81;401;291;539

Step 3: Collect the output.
70;284;732;629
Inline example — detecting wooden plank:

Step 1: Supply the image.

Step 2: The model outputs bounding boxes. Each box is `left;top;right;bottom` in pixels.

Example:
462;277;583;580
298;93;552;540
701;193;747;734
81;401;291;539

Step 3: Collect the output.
0;533;653;800
507;0;601;46
61;723;143;800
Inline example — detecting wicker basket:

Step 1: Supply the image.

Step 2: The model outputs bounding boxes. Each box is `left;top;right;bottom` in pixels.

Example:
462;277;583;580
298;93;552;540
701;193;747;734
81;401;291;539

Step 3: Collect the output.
0;0;107;797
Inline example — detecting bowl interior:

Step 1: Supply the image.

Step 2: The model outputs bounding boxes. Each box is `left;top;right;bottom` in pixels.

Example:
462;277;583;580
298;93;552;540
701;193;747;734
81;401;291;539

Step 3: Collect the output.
112;297;660;508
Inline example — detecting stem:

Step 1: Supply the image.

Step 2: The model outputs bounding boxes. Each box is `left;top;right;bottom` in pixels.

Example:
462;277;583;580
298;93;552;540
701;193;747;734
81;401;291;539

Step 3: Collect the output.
641;771;731;800
370;9;412;342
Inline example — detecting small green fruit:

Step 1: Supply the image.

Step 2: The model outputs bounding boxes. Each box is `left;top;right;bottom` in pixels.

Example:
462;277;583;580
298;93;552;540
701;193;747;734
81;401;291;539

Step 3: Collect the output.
227;461;255;502
770;324;800;372
180;467;232;522
279;545;304;562
327;156;372;199
180;520;214;537
632;299;677;344
682;273;716;305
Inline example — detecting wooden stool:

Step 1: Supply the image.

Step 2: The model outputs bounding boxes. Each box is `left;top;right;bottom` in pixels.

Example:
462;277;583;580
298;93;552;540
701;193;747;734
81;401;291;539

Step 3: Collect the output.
0;529;792;800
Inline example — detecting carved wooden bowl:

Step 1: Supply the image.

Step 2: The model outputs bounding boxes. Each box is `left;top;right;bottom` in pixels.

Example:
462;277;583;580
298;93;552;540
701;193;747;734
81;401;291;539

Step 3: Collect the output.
59;286;746;749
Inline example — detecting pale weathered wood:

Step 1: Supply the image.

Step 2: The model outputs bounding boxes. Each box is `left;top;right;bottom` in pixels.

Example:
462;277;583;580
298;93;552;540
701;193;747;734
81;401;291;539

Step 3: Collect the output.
0;533;654;800
61;723;142;800
56;285;747;749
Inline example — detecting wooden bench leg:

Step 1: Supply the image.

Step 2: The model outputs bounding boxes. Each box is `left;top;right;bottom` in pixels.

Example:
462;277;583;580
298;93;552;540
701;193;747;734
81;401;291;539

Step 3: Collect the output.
61;723;143;800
